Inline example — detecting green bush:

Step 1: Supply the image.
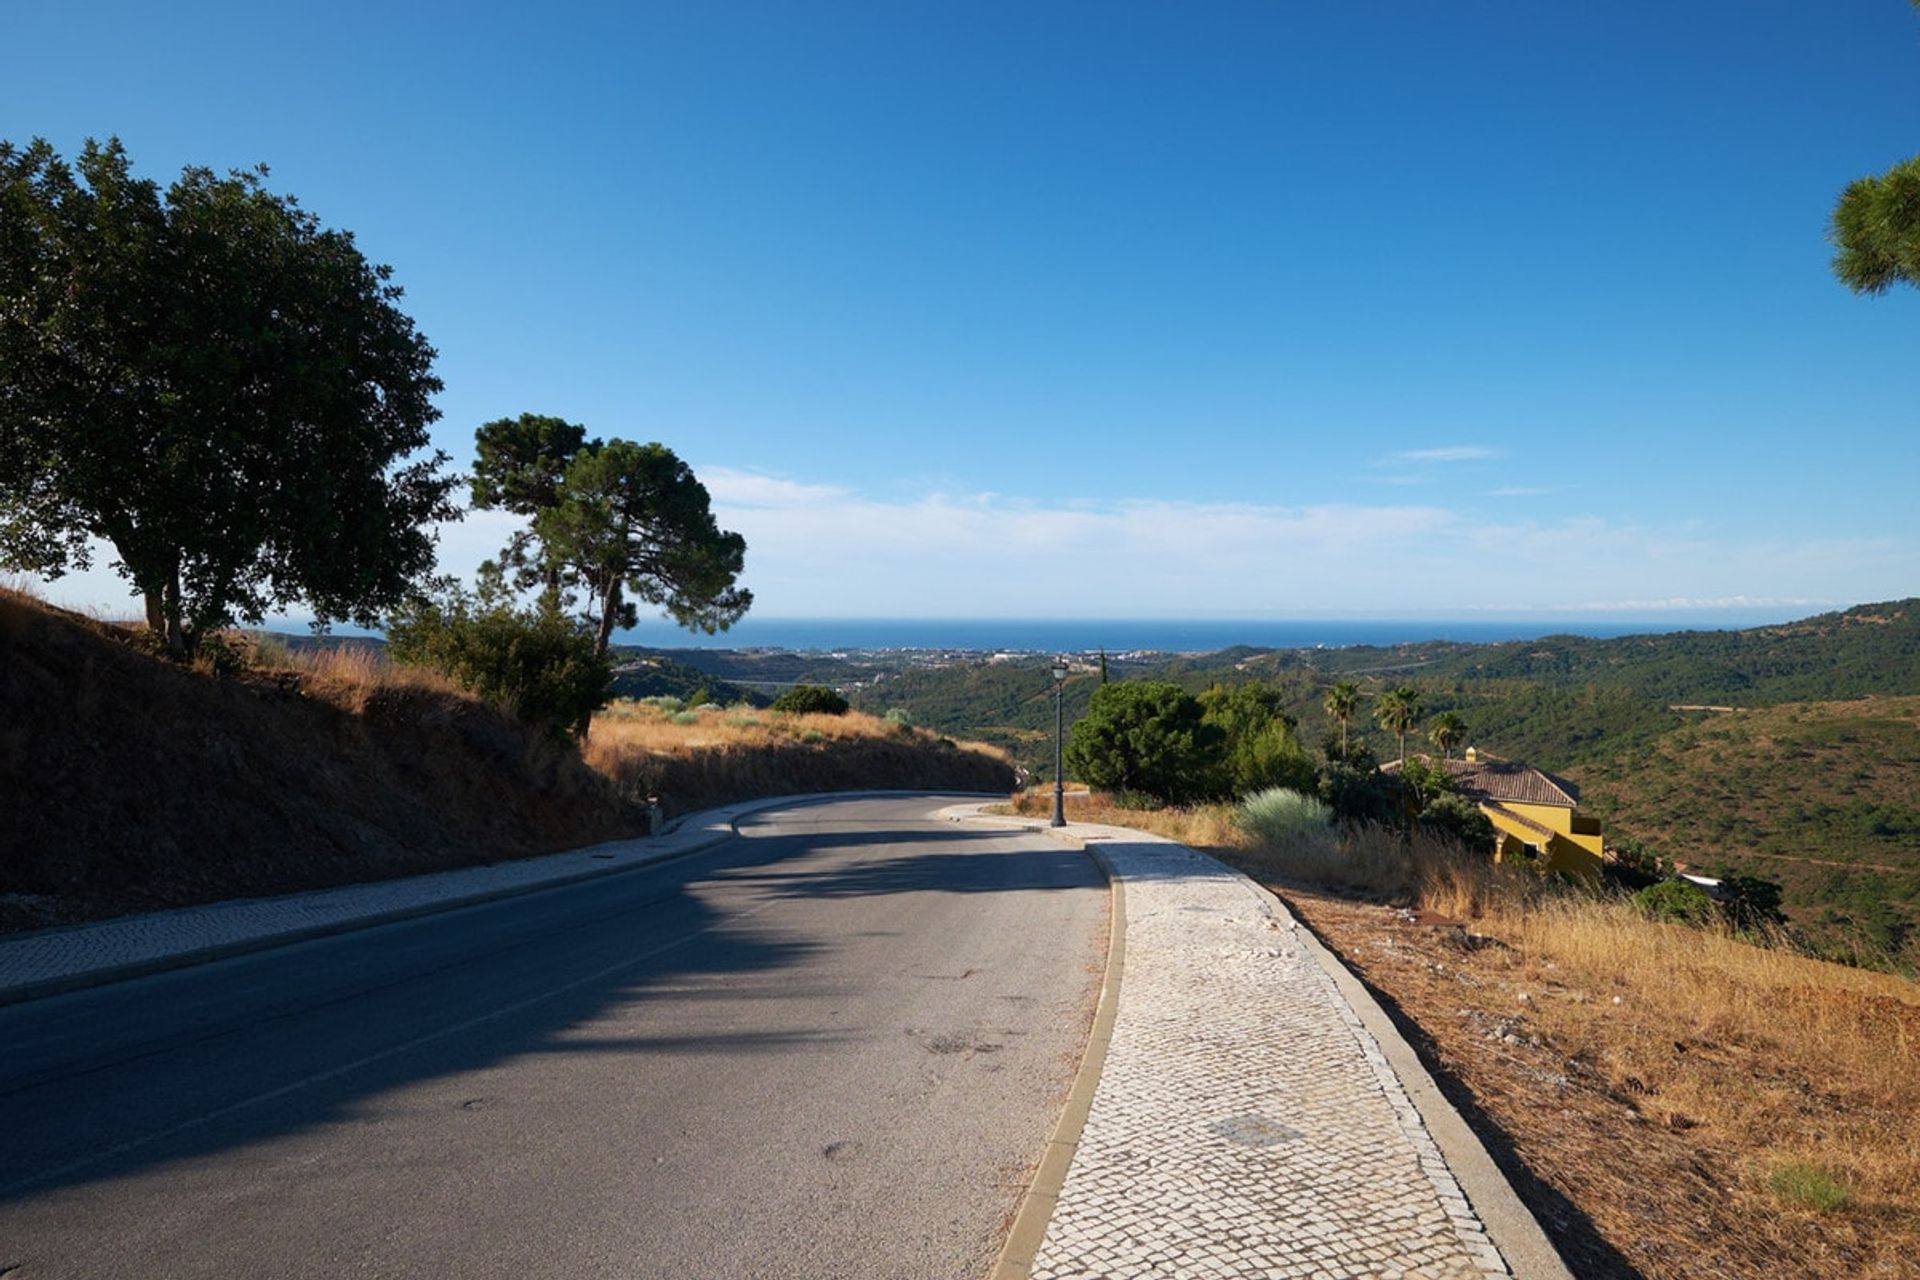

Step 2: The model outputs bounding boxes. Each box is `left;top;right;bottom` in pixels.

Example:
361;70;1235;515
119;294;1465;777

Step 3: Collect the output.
1633;878;1719;927
1238;787;1334;846
1319;761;1394;824
1718;871;1788;931
1198;687;1320;794
1065;681;1224;807
1199;683;1316;798
1605;837;1672;892
1419;792;1496;855
771;685;850;715
387;590;611;740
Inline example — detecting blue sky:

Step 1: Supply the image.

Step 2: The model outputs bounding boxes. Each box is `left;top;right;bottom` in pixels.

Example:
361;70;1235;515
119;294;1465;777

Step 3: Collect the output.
8;2;1919;623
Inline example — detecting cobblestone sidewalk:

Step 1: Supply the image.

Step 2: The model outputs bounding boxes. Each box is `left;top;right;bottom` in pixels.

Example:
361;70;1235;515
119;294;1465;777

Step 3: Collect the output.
1024;826;1513;1280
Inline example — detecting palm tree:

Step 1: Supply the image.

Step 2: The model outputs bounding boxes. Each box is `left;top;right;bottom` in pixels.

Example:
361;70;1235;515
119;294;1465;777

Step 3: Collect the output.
1374;685;1421;766
1323;680;1359;762
1428;711;1466;759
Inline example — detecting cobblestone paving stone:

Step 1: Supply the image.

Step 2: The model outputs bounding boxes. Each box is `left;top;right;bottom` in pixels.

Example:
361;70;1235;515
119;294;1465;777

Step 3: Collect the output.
1030;829;1510;1280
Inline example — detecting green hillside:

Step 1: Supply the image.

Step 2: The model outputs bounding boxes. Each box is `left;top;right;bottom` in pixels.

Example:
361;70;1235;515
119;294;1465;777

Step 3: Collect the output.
847;602;1920;967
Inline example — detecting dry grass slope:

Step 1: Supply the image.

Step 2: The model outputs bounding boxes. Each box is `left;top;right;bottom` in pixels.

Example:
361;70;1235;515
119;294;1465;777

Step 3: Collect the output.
1010;787;1920;1280
585;699;1014;816
2;587;1016;932
0;585;635;931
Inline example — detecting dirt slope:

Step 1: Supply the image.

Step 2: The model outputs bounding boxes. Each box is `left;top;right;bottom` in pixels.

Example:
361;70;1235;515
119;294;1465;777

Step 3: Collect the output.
1;589;637;931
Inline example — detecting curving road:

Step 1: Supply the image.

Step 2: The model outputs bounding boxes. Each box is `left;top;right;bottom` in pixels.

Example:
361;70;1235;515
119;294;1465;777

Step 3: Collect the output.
0;795;1107;1280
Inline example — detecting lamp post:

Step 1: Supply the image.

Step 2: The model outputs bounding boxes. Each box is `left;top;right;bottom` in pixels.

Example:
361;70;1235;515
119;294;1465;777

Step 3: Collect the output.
1051;657;1069;828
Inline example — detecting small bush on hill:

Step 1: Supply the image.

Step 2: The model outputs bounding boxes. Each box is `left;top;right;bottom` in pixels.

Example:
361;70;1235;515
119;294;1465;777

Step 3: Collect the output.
1634;878;1719;927
771;684;849;715
1319;761;1394;823
1716;871;1789;931
1605;836;1673;892
1066;681;1224;807
387;589;610;739
1238;787;1334;848
1419;791;1496;855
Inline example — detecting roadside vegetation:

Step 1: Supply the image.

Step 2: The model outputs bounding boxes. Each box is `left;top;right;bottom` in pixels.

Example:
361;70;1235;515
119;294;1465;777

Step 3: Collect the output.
0;583;1010;932
1007;784;1920;1280
852;602;1920;967
585;697;1010;816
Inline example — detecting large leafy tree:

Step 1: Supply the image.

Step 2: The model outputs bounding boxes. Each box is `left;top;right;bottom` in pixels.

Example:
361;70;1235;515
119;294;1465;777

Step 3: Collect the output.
1830;2;1920;293
0;138;453;657
470;412;594;598
1064;681;1224;807
533;439;751;656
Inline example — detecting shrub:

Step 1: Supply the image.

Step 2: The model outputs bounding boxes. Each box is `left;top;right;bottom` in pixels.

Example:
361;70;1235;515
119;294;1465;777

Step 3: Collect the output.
1419;792;1496;856
1065;681;1224;807
668;710;700;725
1718;871;1788;931
771;685;850;715
1606;837;1672;892
884;707;914;729
1634;878;1719;927
1199;683;1317;798
1319;761;1394;824
1238;787;1334;847
386;590;610;740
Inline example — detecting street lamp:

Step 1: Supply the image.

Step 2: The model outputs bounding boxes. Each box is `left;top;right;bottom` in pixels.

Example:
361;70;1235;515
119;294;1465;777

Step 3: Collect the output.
1050;657;1069;828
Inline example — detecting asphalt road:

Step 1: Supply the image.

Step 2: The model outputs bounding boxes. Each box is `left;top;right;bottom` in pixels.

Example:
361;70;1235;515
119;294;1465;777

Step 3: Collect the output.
0;795;1108;1280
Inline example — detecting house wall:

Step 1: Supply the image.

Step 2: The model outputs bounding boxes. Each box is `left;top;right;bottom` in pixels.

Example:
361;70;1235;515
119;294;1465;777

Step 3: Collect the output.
1483;802;1604;881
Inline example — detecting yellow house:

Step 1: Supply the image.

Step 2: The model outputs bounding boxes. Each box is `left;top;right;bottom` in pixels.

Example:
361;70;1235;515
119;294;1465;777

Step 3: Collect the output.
1386;747;1605;881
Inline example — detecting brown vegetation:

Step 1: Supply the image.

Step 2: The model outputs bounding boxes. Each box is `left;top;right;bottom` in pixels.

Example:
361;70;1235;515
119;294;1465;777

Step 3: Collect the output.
1;585;636;932
584;699;1013;817
1009;787;1920;1280
2;586;1014;933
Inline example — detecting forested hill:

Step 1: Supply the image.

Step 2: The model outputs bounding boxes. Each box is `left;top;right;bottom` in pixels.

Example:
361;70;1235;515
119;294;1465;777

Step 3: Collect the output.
1271;599;1920;704
847;599;1920;767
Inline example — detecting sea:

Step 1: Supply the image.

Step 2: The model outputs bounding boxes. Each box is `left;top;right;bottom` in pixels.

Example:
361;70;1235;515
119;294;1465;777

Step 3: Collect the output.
609;614;1796;654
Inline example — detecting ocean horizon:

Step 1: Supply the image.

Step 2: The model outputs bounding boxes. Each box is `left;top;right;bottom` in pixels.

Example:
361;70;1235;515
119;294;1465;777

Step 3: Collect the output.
607;612;1806;653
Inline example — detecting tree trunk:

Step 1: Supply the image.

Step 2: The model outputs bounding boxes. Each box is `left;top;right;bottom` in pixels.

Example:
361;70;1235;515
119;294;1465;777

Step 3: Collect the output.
594;580;622;658
140;565;191;660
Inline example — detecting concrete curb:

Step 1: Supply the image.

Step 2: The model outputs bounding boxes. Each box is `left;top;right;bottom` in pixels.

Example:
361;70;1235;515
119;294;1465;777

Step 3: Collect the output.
984;826;1125;1280
0;789;1001;1009
949;804;1573;1280
1261;881;1576;1280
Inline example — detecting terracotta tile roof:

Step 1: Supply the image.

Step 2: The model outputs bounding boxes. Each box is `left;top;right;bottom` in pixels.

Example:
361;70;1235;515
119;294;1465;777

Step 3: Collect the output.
1382;754;1581;807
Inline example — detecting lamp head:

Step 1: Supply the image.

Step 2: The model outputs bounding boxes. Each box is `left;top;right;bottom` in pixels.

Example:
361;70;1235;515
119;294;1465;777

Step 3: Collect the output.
1051;658;1069;682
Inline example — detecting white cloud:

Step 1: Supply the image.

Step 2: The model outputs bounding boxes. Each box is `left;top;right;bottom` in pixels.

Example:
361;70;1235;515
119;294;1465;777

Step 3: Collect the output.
700;467;850;509
1380;445;1502;465
20;468;1917;625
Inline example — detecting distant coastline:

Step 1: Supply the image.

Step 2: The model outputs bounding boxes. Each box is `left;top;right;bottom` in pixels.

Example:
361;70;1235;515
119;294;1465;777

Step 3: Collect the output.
607;613;1806;654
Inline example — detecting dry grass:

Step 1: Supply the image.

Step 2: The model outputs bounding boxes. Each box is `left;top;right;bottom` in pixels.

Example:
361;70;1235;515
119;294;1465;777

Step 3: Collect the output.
1;587;634;932
1015;785;1920;1279
584;699;1015;815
